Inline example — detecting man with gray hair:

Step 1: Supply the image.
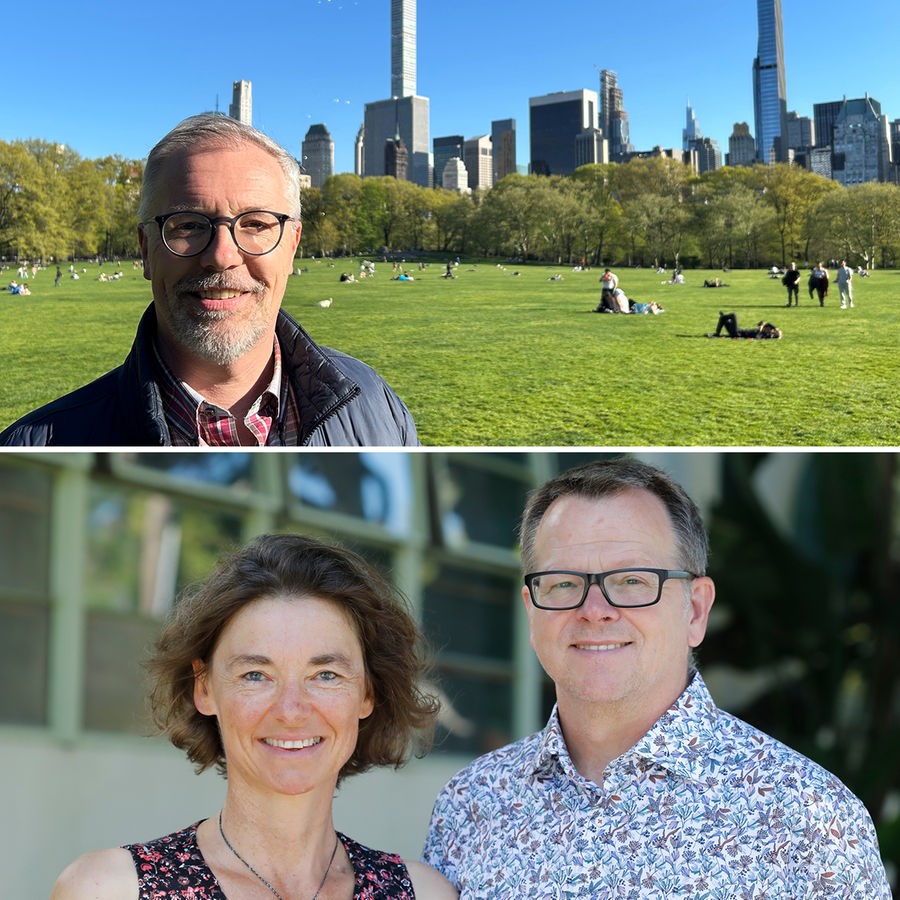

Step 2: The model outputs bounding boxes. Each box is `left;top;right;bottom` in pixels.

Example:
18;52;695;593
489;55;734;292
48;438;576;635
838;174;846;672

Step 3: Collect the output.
1;114;418;446
424;457;890;896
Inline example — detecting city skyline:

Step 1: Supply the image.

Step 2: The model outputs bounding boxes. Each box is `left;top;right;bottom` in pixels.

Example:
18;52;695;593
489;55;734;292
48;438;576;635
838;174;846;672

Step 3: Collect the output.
5;0;899;178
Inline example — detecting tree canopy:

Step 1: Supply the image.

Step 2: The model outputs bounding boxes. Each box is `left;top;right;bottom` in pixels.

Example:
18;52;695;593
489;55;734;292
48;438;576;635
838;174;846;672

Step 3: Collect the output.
3;135;900;270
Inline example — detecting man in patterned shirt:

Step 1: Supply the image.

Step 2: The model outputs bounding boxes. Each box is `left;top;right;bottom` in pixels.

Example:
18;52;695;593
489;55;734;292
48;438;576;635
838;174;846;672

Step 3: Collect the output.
423;458;891;898
1;114;418;447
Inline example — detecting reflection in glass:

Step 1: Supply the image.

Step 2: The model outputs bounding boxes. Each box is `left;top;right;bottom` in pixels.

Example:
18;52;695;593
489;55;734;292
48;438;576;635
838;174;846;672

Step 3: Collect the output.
287;453;412;536
423;562;516;755
86;483;243;618
423;563;515;660
83;484;243;733
118;453;254;490
0;603;48;725
435;460;527;550
432;669;513;756
0;466;51;597
0;466;51;725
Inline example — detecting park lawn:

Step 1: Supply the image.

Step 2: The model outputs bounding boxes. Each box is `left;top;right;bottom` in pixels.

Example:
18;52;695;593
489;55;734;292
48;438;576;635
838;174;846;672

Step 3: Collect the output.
1;259;897;446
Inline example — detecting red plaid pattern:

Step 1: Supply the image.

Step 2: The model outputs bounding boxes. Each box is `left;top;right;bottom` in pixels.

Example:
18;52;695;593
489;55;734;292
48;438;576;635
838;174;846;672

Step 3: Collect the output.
155;339;296;446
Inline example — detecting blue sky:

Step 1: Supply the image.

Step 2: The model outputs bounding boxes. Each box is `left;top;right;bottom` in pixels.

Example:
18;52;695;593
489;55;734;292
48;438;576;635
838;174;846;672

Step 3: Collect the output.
6;0;898;175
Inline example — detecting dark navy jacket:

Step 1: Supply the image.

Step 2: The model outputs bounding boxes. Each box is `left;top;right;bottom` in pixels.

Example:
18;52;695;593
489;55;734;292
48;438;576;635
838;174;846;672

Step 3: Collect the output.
0;304;419;447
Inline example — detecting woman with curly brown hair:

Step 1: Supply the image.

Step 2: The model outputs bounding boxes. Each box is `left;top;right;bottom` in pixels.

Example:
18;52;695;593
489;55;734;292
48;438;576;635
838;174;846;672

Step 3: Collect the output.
51;534;456;900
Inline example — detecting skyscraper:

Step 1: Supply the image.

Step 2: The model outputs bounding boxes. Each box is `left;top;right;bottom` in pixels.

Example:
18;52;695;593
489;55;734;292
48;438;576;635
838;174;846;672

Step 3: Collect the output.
363;97;431;186
433;135;464;188
391;0;416;99
574;127;607;168
683;103;701;152
229;80;252;126
832;96;891;185
363;0;431;186
491;119;517;181
752;0;788;163
464;134;493;191
301;124;334;189
385;134;409;181
688;137;722;174
530;89;598;176
354;125;365;177
599;70;632;160
442;156;470;194
727;122;757;167
785;111;815;153
813;100;844;150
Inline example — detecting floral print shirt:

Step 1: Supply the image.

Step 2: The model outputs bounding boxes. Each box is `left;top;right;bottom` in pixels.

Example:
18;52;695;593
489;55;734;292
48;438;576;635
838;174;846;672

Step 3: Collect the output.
126;823;415;898
423;674;890;899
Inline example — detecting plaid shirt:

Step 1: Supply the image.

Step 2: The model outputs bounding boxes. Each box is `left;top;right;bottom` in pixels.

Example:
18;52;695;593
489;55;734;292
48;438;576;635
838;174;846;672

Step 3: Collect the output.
154;339;300;446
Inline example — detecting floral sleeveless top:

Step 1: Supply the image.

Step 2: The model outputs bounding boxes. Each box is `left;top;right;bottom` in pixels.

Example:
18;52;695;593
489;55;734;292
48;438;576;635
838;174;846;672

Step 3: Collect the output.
125;821;415;898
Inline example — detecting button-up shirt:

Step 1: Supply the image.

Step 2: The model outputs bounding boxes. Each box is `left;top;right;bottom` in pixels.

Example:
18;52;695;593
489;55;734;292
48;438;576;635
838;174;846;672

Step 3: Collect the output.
423;674;890;899
154;338;299;446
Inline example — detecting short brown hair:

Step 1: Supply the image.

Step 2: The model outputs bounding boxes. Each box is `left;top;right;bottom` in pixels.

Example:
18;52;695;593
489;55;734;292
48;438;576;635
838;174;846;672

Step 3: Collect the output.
148;533;438;782
519;457;709;575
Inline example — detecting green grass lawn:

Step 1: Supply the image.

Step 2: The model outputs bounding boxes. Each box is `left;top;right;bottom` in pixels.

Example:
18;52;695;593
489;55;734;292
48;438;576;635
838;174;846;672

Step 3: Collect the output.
1;258;897;446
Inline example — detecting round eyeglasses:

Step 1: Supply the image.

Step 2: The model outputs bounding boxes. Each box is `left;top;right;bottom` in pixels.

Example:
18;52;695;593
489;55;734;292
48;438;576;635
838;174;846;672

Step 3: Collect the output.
149;210;293;257
524;568;697;610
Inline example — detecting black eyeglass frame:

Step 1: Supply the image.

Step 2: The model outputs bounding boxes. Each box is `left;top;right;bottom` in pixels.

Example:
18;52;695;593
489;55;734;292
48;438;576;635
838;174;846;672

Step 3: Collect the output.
524;568;698;610
148;210;294;258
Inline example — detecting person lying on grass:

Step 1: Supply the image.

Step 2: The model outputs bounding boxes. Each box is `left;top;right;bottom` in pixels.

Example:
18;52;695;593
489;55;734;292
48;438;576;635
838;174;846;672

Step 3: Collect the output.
705;311;782;339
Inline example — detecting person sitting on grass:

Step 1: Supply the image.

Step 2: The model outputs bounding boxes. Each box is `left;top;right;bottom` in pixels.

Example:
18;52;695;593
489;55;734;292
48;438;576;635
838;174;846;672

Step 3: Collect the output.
705;311;782;340
593;287;631;313
594;292;618;313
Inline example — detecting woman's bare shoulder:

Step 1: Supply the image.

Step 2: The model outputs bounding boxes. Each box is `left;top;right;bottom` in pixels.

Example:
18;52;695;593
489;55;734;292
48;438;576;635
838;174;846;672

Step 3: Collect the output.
50;847;138;900
405;859;458;900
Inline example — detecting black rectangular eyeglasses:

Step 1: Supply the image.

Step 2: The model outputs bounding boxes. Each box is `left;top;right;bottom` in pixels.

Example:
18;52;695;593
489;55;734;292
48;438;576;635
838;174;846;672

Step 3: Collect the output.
524;568;697;610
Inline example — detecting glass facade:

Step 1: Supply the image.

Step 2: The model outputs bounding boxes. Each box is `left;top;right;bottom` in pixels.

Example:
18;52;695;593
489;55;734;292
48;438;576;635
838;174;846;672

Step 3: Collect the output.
0;465;52;725
753;0;787;163
0;452;540;755
529;91;598;176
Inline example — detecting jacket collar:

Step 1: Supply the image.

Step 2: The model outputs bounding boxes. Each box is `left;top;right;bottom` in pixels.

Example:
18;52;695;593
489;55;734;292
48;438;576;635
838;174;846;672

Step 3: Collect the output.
121;304;361;445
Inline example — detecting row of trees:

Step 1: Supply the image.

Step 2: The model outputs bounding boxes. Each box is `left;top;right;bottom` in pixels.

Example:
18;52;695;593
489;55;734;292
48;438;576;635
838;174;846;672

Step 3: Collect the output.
4;135;900;269
304;163;900;269
0;140;140;263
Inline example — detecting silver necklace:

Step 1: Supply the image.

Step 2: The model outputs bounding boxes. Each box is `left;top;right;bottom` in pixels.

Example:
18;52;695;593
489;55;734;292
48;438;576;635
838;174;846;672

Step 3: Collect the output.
218;811;339;900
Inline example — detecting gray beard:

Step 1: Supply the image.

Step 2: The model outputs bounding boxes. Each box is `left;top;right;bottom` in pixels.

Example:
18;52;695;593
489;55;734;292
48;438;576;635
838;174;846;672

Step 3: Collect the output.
168;306;268;366
168;275;269;366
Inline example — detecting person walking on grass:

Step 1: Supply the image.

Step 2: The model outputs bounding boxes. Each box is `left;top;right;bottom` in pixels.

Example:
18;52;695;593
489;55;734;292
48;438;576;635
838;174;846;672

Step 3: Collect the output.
837;259;854;309
782;262;801;306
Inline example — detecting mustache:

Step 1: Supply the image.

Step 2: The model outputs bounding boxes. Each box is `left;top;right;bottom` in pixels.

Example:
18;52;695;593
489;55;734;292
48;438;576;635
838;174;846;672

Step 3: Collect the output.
174;273;265;296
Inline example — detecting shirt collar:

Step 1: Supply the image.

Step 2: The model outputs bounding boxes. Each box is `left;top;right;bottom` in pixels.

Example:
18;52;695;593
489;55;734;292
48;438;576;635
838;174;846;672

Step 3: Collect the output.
179;337;283;417
631;672;721;782
153;337;283;446
532;672;720;785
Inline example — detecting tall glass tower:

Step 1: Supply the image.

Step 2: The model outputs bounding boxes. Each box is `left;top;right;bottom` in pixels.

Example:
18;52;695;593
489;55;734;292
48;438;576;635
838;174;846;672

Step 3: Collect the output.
364;0;430;186
391;0;416;98
753;0;788;163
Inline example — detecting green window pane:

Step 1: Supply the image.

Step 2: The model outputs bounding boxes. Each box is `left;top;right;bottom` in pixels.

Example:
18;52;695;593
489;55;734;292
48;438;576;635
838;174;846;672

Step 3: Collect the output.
0;465;52;725
83;483;243;732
